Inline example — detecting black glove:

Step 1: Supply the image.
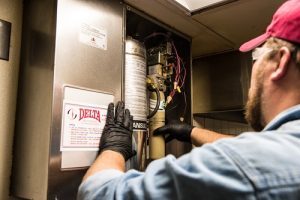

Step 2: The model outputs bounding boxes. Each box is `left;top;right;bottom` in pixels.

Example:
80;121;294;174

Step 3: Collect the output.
153;121;194;143
99;101;135;161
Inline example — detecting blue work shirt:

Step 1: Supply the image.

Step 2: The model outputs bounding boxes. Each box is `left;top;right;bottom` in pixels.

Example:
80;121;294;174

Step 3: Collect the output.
78;105;300;200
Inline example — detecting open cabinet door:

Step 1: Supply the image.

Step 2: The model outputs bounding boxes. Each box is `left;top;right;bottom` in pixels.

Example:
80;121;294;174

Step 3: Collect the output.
12;0;123;199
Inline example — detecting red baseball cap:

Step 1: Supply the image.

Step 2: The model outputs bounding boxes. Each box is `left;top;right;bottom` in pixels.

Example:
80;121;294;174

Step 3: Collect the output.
240;0;300;52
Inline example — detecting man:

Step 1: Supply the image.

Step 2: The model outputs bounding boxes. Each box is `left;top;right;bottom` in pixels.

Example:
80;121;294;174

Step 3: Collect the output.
78;0;300;199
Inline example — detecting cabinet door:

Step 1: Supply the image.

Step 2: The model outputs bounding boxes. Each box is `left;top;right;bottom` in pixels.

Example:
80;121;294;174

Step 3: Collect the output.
50;0;124;199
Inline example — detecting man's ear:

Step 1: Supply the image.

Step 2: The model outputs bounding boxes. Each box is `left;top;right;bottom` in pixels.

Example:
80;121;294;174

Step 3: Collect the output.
270;47;291;81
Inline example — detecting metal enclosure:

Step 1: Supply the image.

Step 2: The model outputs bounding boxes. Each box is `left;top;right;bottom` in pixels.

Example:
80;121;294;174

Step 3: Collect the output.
12;0;123;199
12;0;192;199
125;8;193;159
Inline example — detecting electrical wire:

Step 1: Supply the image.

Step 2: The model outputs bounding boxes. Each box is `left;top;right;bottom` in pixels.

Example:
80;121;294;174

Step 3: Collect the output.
144;32;188;118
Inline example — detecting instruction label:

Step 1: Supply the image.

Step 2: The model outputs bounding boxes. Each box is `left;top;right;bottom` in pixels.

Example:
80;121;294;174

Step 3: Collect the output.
61;101;107;151
79;23;107;50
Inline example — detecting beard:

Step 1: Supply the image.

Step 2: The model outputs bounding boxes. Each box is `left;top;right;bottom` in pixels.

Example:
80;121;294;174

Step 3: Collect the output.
244;72;265;131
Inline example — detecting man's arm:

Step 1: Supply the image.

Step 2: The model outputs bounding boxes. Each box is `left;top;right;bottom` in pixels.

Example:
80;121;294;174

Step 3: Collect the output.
82;127;234;182
81;101;134;182
78;138;254;200
82;150;125;182
191;127;234;146
154;122;235;146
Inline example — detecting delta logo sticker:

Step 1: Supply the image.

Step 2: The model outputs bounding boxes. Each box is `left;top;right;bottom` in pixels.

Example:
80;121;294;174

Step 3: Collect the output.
65;104;104;123
79;108;101;122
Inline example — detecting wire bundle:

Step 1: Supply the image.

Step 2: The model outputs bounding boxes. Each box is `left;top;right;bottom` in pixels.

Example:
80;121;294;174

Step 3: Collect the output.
143;32;187;105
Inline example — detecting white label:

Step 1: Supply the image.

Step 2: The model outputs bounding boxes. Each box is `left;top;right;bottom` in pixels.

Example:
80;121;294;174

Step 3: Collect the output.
79;23;107;50
150;99;165;111
125;54;147;121
60;101;107;151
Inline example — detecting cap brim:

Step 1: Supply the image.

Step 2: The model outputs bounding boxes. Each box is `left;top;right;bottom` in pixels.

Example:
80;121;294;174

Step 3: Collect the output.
239;33;270;52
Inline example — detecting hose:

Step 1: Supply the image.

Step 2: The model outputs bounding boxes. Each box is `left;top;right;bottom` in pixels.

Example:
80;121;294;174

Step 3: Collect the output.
147;87;160;119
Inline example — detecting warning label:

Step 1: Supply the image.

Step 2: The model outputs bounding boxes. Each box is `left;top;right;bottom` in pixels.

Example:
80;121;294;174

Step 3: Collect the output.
79;23;107;50
60;102;107;151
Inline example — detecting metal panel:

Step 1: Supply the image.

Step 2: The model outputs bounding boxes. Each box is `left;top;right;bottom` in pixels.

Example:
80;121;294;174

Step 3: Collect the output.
12;0;124;199
49;0;124;199
12;0;56;199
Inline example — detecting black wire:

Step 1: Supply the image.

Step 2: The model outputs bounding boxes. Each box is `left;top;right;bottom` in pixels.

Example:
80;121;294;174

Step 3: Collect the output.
147;87;160;119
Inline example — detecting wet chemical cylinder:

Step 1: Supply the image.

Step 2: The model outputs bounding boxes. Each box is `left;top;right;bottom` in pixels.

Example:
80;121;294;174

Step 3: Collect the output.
149;90;165;159
125;37;147;170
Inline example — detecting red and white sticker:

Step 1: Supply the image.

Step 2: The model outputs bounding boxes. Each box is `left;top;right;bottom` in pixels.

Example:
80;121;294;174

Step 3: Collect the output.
60;101;107;151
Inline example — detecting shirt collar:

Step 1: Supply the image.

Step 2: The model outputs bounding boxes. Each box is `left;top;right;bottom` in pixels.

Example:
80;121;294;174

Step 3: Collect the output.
263;104;300;131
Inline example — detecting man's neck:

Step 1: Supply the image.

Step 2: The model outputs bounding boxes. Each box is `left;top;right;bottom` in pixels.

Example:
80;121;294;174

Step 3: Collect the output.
263;87;300;125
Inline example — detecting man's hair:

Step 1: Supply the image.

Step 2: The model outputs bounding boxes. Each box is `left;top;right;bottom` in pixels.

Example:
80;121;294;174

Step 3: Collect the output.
265;37;300;69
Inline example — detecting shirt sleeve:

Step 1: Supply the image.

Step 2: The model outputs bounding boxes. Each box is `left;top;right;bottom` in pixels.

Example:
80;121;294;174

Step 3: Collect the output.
77;169;124;200
77;140;255;200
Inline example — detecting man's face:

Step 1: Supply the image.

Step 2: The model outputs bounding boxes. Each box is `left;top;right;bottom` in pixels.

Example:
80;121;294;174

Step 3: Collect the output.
244;47;271;131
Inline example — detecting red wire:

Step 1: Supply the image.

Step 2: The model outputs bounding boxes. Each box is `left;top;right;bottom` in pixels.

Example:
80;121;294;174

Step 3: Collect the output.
144;32;187;102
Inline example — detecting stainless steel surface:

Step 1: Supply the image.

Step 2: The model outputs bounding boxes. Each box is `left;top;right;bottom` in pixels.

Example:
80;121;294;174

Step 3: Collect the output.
12;0;56;199
129;130;147;170
12;0;124;199
50;0;124;199
13;1;193;198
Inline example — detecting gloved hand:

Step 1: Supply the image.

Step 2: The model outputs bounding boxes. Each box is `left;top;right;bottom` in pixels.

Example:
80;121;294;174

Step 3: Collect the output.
99;101;135;161
153;121;194;143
